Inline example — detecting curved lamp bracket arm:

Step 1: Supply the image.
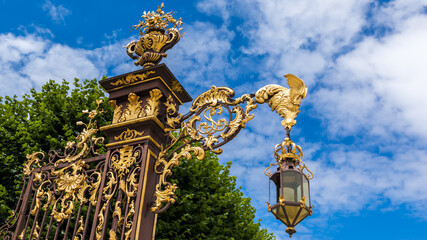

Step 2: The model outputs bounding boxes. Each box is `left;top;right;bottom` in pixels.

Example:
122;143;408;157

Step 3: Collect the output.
151;74;308;213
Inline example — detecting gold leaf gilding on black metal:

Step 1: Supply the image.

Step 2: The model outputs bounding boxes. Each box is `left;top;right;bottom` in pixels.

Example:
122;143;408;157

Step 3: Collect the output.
110;71;155;87
110;89;163;123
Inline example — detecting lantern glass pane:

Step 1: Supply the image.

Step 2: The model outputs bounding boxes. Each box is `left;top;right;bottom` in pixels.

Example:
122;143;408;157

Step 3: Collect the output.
284;205;301;226
272;207;288;225
303;175;310;207
293;207;310;226
282;171;302;202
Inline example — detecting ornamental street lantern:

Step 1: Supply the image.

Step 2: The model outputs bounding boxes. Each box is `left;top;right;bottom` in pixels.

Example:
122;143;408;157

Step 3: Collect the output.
266;134;313;237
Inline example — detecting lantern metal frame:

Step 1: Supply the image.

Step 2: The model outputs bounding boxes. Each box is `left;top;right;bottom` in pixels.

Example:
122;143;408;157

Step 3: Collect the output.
265;133;313;237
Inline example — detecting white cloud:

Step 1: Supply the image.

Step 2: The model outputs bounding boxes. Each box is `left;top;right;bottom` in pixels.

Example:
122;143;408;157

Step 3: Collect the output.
374;0;427;29
312;14;427;140
164;22;235;95
42;0;71;23
194;1;427;235
0;33;132;97
197;0;230;22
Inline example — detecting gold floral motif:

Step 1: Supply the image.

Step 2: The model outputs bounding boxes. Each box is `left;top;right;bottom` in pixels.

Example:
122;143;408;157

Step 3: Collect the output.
96;204;107;240
255;74;307;130
145;89;163;116
126;3;183;68
110;71;155;87
114;128;145;141
122;93;144;121
55;100;105;166
89;172;102;206
109;100;122;123
110;89;163;123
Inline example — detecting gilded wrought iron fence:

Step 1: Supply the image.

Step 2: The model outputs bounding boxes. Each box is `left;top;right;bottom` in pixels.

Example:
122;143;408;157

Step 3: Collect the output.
0;99;155;240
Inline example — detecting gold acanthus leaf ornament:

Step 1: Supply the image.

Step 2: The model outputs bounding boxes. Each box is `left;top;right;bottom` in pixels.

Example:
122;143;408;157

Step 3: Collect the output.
109;89;163;123
114;128;144;141
255;74;307;130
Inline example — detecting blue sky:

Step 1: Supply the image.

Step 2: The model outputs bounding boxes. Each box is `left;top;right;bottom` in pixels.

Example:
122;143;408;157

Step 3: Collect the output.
1;0;427;239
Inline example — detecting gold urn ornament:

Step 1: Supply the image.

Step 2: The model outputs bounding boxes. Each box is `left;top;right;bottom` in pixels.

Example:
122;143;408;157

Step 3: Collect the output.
126;3;183;68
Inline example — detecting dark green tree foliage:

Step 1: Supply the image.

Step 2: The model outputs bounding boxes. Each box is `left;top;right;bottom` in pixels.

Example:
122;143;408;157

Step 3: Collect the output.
156;150;275;240
0;79;275;239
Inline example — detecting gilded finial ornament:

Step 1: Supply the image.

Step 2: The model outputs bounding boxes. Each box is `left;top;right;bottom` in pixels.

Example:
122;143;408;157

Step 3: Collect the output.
126;3;183;68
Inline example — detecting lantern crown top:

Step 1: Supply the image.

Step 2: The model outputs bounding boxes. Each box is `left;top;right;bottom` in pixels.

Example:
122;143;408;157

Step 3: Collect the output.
265;137;313;180
133;3;183;34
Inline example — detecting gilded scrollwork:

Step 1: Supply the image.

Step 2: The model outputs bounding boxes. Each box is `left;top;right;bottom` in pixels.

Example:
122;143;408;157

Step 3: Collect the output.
165;86;258;154
73;216;84;240
151;145;205;212
164;95;182;130
110;71;155;87
24;102;105;234
114;128;144;141
124;200;135;240
96;145;142;239
154;75;309;213
23;152;44;176
110;89;163;123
